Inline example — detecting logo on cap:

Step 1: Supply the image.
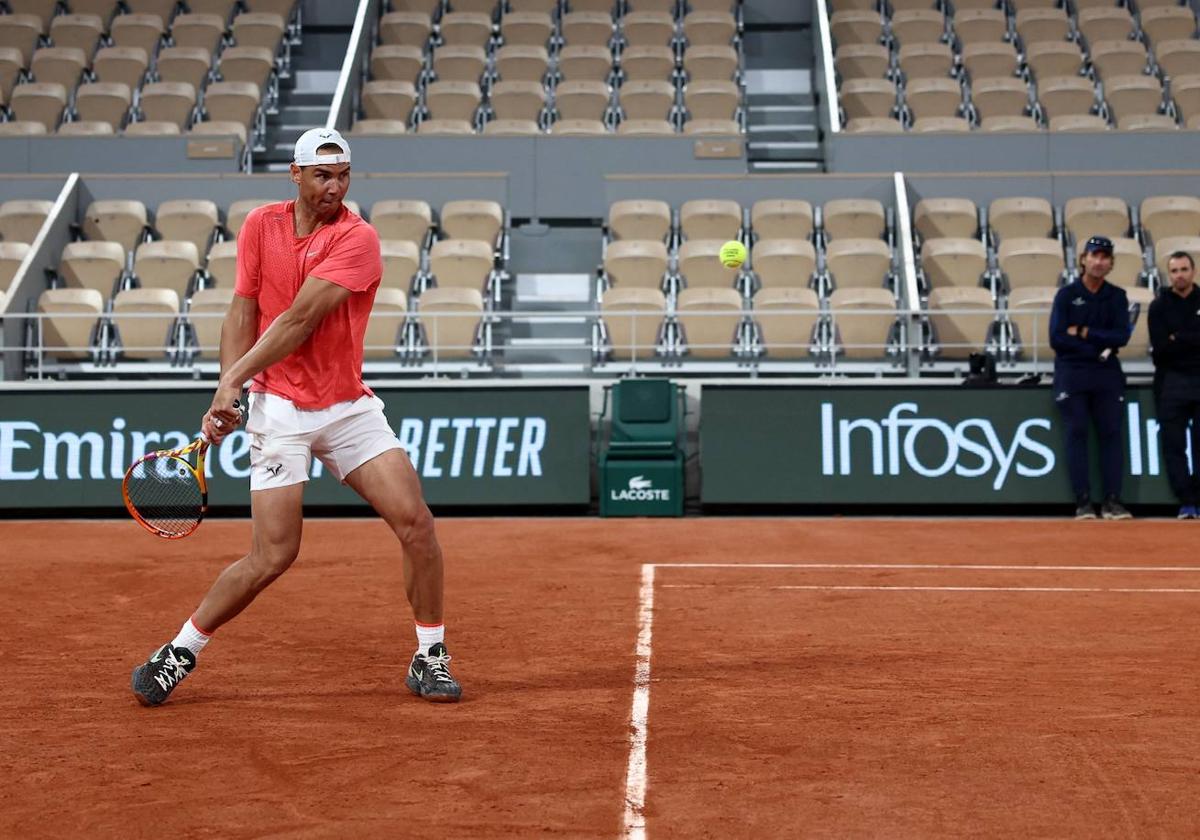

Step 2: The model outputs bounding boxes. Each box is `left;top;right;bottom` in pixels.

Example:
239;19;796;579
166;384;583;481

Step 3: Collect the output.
1083;235;1114;255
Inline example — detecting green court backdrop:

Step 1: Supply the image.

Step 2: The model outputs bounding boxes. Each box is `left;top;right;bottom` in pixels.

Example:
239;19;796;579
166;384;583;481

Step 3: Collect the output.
701;384;1179;505
0;387;590;509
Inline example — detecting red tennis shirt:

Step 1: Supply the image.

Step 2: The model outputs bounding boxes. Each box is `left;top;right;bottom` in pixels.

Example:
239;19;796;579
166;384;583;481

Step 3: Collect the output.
234;200;382;410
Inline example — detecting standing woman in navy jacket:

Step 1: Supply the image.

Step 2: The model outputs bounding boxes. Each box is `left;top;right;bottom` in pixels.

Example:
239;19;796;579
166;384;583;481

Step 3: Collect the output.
1049;235;1134;520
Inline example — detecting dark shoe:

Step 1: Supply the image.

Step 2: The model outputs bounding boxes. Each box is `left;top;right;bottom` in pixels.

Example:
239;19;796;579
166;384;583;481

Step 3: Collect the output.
1101;496;1133;520
1075;497;1097;520
131;644;195;707
1179;505;1199;520
405;642;462;703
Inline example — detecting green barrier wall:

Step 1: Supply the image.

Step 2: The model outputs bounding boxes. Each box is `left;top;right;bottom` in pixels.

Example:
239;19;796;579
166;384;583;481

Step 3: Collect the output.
0;387;590;509
701;384;1178;506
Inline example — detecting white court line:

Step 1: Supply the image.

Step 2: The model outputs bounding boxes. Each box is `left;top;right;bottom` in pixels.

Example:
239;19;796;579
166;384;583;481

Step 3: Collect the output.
622;563;654;840
662;584;1200;593
651;563;1200;572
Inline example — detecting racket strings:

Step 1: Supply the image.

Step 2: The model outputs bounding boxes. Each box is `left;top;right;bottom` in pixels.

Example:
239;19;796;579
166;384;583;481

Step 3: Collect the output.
126;457;204;536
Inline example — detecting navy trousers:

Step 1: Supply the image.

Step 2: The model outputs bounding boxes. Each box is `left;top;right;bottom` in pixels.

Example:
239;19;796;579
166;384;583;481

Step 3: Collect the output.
1157;371;1200;506
1055;369;1125;500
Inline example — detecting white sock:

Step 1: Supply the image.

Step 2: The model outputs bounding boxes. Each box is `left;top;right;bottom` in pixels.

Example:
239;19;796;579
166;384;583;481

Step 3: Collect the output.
415;622;445;656
171;616;212;657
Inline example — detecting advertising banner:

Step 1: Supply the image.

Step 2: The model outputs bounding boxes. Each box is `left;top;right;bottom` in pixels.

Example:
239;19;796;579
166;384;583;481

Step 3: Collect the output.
0;387;590;509
701;385;1178;505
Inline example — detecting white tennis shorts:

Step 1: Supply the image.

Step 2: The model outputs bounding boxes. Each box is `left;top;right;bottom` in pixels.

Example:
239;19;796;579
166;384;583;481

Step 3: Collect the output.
245;392;403;491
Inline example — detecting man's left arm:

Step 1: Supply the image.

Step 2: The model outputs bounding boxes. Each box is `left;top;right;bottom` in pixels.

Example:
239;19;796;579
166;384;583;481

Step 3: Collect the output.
1083;291;1132;348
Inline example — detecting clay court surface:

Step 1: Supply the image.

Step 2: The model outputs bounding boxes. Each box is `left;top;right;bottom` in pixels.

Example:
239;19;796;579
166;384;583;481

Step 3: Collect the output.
3;517;1200;839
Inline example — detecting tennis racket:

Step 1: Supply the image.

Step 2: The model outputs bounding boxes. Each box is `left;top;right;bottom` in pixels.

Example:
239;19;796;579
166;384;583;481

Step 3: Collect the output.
122;400;241;539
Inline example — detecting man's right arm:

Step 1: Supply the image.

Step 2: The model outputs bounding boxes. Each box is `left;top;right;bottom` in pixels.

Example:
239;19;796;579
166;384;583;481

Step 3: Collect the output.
220;294;258;377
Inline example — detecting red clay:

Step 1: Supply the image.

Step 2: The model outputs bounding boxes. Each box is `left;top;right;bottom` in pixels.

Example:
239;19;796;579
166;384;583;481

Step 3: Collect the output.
2;518;1198;838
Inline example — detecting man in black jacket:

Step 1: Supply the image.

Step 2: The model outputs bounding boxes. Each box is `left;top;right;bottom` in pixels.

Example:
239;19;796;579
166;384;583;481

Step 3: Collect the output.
1148;250;1200;519
1049;235;1133;520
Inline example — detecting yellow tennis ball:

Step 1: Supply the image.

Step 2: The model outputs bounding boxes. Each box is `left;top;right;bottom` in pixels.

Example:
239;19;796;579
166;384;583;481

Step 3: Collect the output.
719;240;746;269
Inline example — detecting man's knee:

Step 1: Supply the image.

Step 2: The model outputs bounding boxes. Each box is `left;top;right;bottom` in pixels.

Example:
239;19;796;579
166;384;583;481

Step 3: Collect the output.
397;505;437;548
247;542;299;587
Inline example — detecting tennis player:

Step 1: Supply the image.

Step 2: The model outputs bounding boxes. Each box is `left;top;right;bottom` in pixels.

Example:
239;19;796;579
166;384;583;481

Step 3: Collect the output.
131;128;462;705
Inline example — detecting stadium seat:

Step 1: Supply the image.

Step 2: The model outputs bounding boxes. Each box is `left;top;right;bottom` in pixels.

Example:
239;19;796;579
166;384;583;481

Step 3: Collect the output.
913;197;977;240
243;0;300;18
203;81;262;132
494;45;550;84
57;121;115;136
1141;195;1200;242
439;11;493;47
843;116;905;132
124;120;182;136
751;286;820;358
10;83;67;132
599;286;668;361
133;240;201;297
93;46;151;91
1153;236;1200;276
218;46;275;91
840;78;896;120
679;199;742;242
1089;40;1149;80
370;199;433;244
623;11;677;48
50;14;103;62
1078;7;1135;44
971;76;1030;121
490;79;547;122
685;44;738;82
1025;42;1085;81
0;242;31;285
891;9;946;45
424;80;483;123
921;237;988;289
231;12;287;52
362;81;418;123
557;46;613;83
926;285;997;359
1048;114;1109;132
836;43;889;80
1006;285;1057;360
823;198;885;240
139;82;197;129
0;200;53;244
1117;113;1177;131
1125;286;1155;359
829;286;897;359
59;240;127;295
955;8;1007;44
350;118;408;135
126;0;180;19
1171;74;1200;123
1105;74;1166;123
190;119;250;144
682;118;741;135
5;1;56;34
482;118;542;135
371;45;425;84
156;200;220;257
608;199;672;242
362;287;408;360
110;14;166;58
750;238;817;290
905;77;964;120
561;12;615;48
379;11;432;46
83;200;148;253
414;286;484;360
171;14;227;53
112;287;180;360
751;199;814;241
678;239;741;290
204;240;237;287
1015;8;1070;46
1064;196;1130;241
604;239;670;290
1140;6;1197;45
830;11;883;46
912;115;972;132
616;118;675;135
675;286;744;358
30;47;87;91
223;199;272;237
380;240;422;292
501;12;554;49
899;41;954;80
0;121;48;136
989;196;1053;241
187;286;233;358
981;115;1040;132
70;0;121;25
440;200;503;245
1156;40;1200;79
998;237;1066;290
509;0;558;10
36;288;103;360
427;239;495;295
826;238;892;291
74;83;133;131
1039;75;1098;120
553;79;612;122
0;48;21;103
0;15;45;66
621;45;676;83
685;11;738;48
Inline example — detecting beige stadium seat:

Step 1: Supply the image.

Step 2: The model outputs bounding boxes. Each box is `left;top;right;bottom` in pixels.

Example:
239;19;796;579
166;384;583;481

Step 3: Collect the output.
50;15;103;63
830;11;883;47
1006;286;1057;360
440;200;503;245
679;199;741;242
1038;75;1097;119
1156;40;1200;79
1141;196;1200;243
231;12;286;51
1154;236;1200;276
155;200;220;257
490;79;546;122
59;240;127;294
371;45;425;84
556;45;613;83
370;200;433;244
1048;113;1109;131
830;287;897;359
823;198;885;240
826;238;892;291
684;44;738;82
683;11;736;47
752;199;814;241
0;199;53;244
83;200;148;253
415;286;484;359
363;287;408;359
1077;8;1135;45
110;14;166;58
1014;8;1070;47
30;47;87;90
386;0;438;11
836;43;890;80
554;79;612;121
112;287;179;360
549;118;609;135
623;11;676;47
0;15;45;66
927;286;996;359
891;9;945;45
243;0;300;17
204;240;237;287
126;0;179;18
1172;74;1200;122
620;79;676;120
561;11;615;47
1089;40;1148;80
350;118;408;135
913;197;977;241
998;237;1065;290
1117;113;1177;130
676;287;743;358
57;120;115;136
483;118;542;135
139;81;197;128
1140;6;1197;45
1025;41;1085;81
0;242;30;287
155;47;213;91
971;76;1030;120
134;240;201;297
1064;196;1129;241
752;286;820;358
494;45;549;83
960;41;1019;81
427;238;494;294
74;83;132;130
93;46;151;91
36;288;103;360
226;199;275;236
1105;74;1165;122
171;14;228;54
621;45;676;83
218;46;275;91
954;8;1007;44
608;199;672;242
840;77;896;119
203;82;261;130
378;11;432;46
1071;235;1144;286
921;237;988;290
510;0;558;10
600;286;667;361
362;81;417;122
898;42;953;81
751;238;817;290
677;239;740;290
843;116;905;132
501;12;554;48
990;196;1053;240
424;80;483;122
439;11;492;47
1124;285;1155;360
124;120;182;136
604;239;670;290
683;79;740;121
905;76;963;120
0;121;48;136
682;118;741;134
185;0;238;18
10;83;67;132
379;240;422;292
617;118;675;135
981;115;1040;131
188;286;233;358
5;1;56;34
70;0;122;24
0;47;21;103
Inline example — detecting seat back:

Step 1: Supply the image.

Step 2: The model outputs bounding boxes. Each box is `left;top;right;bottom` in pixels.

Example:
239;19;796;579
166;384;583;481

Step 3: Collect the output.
112;287;179;359
913;198;977;240
134;240;201;297
188;286;234;358
679;198;741;241
676;286;742;358
370;199;433;243
0;199;53;244
989;196;1054;241
830;287;897;359
363;286;408;359
83;199;148;252
921;237;988;289
380;239;421;291
156;200;220;256
1006;285;1057;360
753;287;819;358
416;286;483;358
37;287;103;359
752;238;816;290
825;238;892;290
600;287;667;360
997;237;1066;289
428;238;494;292
927;285;995;359
823;198;885;240
604;239;669;289
609;199;672;242
678;239;740;289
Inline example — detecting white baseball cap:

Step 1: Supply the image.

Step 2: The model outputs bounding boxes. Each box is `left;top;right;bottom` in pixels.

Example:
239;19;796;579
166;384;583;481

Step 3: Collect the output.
293;127;351;167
